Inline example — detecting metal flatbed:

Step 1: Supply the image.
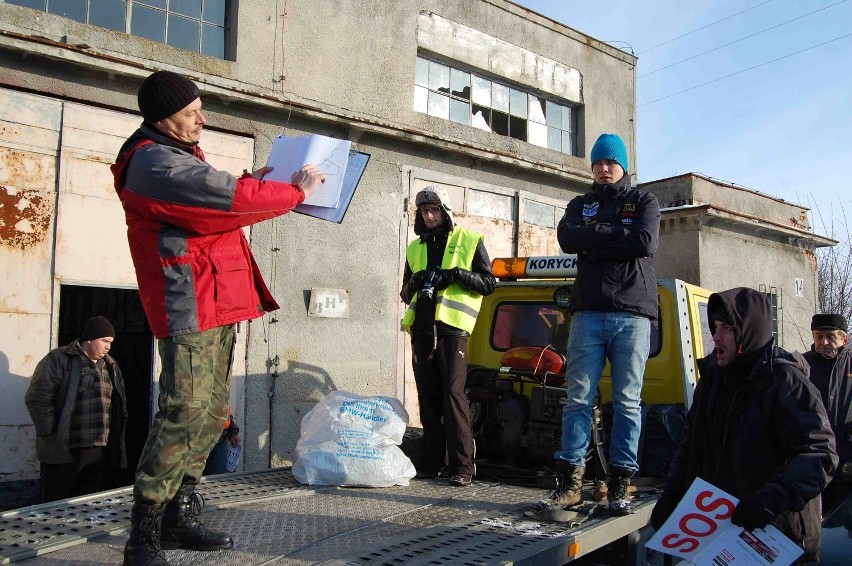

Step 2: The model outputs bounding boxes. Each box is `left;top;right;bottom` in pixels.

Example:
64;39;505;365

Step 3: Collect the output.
0;469;653;565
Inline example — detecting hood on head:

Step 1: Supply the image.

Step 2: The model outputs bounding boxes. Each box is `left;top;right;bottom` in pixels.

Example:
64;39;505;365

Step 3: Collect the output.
707;287;773;359
413;185;455;236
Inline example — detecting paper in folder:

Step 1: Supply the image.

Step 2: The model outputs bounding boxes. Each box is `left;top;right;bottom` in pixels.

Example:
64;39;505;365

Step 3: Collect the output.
264;134;369;223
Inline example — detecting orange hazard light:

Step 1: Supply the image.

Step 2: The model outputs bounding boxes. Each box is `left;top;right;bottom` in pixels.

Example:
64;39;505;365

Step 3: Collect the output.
491;257;528;279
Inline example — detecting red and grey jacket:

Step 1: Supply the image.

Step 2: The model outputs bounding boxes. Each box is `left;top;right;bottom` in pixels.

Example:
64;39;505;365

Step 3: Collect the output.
111;125;305;338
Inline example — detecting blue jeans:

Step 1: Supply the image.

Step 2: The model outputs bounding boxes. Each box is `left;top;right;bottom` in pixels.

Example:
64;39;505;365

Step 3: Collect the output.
555;311;650;471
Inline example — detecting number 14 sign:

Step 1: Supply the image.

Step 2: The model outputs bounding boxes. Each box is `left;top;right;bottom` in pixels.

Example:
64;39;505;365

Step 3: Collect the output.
646;477;803;566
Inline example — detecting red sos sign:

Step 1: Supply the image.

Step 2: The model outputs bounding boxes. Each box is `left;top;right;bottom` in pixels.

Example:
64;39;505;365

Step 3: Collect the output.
661;490;735;553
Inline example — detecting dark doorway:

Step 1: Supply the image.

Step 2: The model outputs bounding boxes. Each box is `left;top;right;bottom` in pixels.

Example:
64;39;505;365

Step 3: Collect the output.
58;285;153;490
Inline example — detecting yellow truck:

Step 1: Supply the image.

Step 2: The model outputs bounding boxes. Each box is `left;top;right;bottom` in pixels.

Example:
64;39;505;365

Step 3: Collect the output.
466;254;715;478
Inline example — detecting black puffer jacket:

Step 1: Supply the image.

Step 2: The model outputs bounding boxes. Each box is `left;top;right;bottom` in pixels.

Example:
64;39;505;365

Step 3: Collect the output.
663;288;837;562
557;175;660;319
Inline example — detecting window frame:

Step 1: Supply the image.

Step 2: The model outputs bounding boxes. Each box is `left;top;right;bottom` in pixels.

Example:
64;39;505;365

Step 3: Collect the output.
414;55;580;157
7;0;233;60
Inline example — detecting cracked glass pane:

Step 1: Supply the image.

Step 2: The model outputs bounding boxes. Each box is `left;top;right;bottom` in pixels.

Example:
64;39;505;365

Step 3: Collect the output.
471;105;492;132
450;69;470;100
472;75;491;106
428;61;449;94
529;95;546;124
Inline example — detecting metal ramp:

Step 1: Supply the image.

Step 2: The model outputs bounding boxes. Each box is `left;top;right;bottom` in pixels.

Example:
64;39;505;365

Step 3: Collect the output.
4;469;652;565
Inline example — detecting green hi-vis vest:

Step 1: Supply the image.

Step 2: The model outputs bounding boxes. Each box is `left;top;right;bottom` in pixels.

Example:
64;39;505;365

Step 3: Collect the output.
401;227;484;334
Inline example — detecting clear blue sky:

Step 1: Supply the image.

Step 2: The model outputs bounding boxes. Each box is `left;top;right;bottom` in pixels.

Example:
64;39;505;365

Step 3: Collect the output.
514;0;851;237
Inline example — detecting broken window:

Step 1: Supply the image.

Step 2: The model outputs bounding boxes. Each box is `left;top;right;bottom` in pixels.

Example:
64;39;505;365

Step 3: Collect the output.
414;55;580;156
7;0;230;59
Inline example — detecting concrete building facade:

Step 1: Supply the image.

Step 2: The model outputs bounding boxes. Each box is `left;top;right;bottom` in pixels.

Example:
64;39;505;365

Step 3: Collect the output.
641;173;835;353
0;0;638;503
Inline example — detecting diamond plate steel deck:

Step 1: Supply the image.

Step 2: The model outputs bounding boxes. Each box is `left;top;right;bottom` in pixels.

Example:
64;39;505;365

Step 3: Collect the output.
8;470;654;565
1;469;306;564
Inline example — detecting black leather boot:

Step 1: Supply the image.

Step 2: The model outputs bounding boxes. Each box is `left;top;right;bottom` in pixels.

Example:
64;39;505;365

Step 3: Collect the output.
607;466;635;516
124;503;170;566
160;485;233;551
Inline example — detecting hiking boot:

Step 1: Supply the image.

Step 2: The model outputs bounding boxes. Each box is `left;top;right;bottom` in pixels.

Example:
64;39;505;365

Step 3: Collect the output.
551;462;585;507
124;503;169;566
161;485;233;551
449;473;472;487
607;467;635;516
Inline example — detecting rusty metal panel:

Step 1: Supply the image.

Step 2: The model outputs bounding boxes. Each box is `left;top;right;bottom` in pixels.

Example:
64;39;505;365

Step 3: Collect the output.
518;224;561;257
0;88;62;484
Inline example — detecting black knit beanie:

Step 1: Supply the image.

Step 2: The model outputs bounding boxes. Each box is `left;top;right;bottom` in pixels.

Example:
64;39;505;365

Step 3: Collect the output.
137;71;200;123
81;316;115;341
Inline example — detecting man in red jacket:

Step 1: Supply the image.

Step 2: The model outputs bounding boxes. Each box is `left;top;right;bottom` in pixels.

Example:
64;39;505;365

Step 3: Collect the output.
112;70;325;566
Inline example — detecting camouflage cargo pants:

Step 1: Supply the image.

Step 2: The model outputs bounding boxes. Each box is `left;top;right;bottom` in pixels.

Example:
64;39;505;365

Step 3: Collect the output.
133;324;235;504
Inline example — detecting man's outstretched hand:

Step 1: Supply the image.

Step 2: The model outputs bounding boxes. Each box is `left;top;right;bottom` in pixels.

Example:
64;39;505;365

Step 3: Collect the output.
292;164;326;198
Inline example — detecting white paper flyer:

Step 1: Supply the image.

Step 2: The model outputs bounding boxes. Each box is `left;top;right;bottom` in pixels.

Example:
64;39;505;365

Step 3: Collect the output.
264;134;352;208
645;477;804;566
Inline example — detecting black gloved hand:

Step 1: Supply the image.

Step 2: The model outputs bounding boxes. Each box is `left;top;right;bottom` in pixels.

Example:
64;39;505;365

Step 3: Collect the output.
433;268;456;290
731;494;776;531
409;270;428;289
650;492;682;531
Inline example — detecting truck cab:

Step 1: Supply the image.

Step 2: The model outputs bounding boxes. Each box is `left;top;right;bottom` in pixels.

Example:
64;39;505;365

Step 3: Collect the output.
466;255;715;473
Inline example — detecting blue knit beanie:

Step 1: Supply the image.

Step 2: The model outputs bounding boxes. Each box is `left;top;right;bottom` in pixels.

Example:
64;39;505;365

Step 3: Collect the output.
590;133;628;173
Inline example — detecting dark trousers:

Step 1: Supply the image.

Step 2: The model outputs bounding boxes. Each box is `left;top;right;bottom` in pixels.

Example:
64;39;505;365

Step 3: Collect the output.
412;333;475;475
40;446;106;502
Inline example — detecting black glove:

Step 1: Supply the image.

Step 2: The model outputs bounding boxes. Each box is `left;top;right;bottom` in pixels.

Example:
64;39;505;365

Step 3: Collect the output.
650;492;682;531
433;268;457;290
731;494;776;531
409;270;428;289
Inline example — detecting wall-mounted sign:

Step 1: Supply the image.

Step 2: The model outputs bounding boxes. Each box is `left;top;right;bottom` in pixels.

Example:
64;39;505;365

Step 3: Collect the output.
308;288;350;318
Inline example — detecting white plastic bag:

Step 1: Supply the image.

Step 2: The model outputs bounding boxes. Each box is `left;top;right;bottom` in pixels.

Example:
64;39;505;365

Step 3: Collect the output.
292;391;416;487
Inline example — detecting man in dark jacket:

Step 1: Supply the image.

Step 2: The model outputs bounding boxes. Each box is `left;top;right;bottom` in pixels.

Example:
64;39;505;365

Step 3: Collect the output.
112;71;326;566
25;316;128;502
550;133;660;515
650;288;837;563
400;186;496;487
802;313;852;514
